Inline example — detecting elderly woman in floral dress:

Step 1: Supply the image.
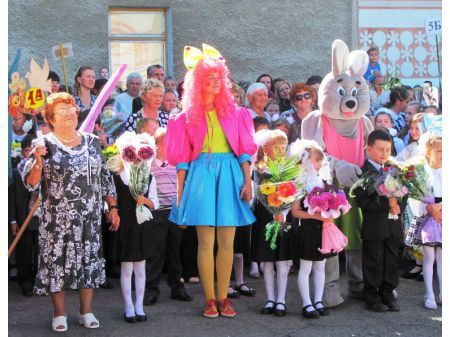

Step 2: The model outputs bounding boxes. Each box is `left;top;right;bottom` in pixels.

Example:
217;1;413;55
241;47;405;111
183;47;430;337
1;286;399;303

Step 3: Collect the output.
23;92;120;332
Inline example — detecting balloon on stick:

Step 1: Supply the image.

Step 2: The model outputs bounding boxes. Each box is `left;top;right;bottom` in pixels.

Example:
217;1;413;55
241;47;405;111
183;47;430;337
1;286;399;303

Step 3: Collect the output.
79;63;127;133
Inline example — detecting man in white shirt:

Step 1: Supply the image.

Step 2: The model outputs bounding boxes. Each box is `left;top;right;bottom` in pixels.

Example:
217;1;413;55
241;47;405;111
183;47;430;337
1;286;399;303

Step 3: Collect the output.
114;73;143;119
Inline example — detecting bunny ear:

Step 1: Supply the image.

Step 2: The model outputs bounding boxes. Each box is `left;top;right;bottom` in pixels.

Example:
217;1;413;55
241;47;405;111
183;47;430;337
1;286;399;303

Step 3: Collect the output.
183;46;204;71
332;39;349;76
202;43;225;63
348;50;369;77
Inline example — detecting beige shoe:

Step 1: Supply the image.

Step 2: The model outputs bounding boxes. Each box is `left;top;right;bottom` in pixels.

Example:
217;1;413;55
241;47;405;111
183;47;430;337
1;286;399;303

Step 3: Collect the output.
52;315;67;332
78;312;100;328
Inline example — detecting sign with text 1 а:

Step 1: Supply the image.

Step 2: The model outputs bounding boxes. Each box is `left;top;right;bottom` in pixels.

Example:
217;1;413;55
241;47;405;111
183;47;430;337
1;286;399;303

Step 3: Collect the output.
52;43;73;61
424;19;441;36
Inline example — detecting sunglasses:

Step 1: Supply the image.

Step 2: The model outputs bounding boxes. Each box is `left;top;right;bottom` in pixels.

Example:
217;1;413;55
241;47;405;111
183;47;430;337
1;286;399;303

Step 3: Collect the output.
294;93;312;101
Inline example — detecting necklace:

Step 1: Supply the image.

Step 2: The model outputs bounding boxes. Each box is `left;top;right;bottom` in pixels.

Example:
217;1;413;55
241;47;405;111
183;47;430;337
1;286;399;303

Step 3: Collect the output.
54;131;79;144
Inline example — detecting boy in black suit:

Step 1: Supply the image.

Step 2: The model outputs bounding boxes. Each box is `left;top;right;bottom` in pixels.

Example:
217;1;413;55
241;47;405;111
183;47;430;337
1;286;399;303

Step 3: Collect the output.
352;129;406;313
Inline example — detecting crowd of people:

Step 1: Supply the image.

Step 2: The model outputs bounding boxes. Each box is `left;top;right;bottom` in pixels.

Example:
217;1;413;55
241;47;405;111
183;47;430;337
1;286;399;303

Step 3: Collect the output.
8;44;442;332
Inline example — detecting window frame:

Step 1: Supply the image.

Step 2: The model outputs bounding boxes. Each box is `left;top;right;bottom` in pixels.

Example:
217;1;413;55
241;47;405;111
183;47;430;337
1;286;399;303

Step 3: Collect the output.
108;7;172;81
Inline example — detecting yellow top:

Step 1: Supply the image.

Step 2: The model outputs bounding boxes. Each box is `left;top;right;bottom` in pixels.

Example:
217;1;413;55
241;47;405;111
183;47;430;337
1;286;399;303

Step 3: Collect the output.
201;110;232;153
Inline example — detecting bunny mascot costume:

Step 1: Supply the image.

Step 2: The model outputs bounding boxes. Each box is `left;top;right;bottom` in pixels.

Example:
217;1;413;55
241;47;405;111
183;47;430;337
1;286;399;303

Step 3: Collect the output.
302;40;374;307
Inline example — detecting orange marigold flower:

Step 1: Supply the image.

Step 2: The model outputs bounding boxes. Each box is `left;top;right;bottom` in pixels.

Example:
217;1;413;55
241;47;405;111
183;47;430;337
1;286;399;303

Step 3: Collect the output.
278;182;296;198
267;192;283;208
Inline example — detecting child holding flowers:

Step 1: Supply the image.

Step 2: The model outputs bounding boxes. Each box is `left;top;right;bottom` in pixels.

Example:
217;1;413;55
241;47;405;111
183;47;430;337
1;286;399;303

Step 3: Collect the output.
250;129;296;317
110;131;159;323
351;129;407;313
290;140;347;319
403;133;442;309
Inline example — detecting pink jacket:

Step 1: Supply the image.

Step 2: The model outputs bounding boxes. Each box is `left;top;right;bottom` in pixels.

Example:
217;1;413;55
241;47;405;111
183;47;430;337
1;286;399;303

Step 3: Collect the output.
165;106;257;171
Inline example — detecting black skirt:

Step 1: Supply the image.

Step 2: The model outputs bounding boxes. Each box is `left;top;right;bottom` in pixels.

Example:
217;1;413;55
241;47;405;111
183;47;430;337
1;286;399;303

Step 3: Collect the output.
250;201;296;262
293;199;336;261
234;225;251;255
112;175;157;262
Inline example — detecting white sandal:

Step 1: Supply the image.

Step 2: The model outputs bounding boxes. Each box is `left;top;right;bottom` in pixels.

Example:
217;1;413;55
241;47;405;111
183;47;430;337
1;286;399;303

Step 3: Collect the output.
52;315;68;332
78;312;100;329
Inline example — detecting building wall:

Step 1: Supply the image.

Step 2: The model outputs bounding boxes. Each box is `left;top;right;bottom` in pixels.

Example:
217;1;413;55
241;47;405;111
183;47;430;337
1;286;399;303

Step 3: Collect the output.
358;0;442;87
9;0;355;86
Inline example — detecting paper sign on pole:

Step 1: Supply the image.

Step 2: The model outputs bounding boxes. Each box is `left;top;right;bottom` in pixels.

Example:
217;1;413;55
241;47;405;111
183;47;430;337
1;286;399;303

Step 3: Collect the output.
52;43;73;61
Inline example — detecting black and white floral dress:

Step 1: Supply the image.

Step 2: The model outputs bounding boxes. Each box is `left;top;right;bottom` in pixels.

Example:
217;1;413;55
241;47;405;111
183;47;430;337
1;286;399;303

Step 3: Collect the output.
124;108;169;131
22;132;116;295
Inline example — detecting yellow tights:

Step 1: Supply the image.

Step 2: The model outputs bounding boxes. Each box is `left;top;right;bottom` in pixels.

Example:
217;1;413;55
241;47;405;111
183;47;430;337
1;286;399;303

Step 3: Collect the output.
196;226;236;301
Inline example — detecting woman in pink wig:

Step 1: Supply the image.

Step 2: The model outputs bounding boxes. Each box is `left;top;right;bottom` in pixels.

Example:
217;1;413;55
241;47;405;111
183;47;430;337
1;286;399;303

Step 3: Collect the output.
165;44;257;318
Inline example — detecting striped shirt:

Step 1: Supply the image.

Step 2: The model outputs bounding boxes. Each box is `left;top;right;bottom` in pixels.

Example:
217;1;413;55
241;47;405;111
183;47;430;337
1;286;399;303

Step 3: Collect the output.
151;158;177;210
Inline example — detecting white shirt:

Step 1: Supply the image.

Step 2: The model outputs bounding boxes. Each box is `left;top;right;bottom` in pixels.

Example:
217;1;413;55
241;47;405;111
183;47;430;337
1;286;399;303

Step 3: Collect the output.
119;170;160;210
249;109;271;121
114;93;136;119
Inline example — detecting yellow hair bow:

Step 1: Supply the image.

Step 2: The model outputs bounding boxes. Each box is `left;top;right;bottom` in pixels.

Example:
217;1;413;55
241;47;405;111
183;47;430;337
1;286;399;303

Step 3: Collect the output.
183;43;225;70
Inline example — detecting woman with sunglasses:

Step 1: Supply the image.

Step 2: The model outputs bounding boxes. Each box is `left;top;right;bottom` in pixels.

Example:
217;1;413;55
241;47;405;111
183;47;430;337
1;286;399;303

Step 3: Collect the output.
280;83;317;140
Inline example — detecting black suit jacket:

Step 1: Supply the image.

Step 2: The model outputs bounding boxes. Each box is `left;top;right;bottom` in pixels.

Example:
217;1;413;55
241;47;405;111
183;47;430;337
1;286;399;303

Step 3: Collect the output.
9;168;39;231
352;160;406;240
132;97;143;114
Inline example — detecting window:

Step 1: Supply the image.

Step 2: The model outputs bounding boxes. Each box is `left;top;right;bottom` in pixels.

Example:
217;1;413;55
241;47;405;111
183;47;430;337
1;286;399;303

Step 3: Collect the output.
109;8;168;89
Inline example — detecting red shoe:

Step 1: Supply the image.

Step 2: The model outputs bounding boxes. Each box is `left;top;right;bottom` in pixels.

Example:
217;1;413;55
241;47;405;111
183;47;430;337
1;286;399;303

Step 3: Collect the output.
203;299;219;318
217;298;236;318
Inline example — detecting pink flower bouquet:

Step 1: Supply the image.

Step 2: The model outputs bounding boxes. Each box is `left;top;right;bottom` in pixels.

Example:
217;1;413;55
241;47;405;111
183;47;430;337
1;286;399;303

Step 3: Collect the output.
303;184;350;254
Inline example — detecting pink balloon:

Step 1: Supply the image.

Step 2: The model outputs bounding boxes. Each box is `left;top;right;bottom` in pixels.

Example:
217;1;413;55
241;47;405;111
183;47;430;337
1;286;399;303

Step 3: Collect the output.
79;64;127;133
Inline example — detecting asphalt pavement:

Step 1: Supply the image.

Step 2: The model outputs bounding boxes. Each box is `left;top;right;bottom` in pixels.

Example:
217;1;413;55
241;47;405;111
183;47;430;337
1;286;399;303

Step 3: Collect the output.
8;265;442;337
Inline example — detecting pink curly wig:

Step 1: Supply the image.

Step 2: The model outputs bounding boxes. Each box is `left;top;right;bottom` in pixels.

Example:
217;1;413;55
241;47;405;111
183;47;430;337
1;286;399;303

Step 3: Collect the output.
181;58;234;125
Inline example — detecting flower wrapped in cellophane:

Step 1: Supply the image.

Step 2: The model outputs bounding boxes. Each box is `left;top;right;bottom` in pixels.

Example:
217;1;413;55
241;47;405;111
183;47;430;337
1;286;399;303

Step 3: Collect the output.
101;103;128;142
400;159;440;246
350;163;408;220
255;154;306;250
304;184;351;254
108;131;156;224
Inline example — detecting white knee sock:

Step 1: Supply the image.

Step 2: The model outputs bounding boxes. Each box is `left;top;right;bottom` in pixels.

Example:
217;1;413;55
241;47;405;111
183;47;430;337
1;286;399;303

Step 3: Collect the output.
250;261;259;274
298;259;313;310
120;262;135;317
312;260;326;308
133;261;146;315
275;261;290;306
263;262;275;304
423;246;436;300
234;253;245;286
435;247;442;300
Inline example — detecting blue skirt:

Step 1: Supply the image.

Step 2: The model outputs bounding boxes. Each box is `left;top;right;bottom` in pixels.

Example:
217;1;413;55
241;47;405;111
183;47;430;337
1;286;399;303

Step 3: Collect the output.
169;153;255;227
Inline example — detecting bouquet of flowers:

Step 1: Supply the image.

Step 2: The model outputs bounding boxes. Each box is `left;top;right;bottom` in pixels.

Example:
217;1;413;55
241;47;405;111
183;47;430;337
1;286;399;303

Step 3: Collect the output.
102;143;119;161
399;160;440;245
101;104;128;142
113;131;156;224
350;164;408;220
304;184;351;254
255;154;306;250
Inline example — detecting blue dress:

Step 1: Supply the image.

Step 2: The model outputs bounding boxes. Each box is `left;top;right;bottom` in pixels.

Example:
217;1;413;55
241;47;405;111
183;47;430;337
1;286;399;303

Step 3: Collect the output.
169;110;255;227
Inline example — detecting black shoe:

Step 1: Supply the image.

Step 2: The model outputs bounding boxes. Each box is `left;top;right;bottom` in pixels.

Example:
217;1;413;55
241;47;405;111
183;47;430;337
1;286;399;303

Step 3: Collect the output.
260;300;275;315
235;283;256;297
401;266;422;279
273;302;287;317
100;279;114;289
365;302;389;312
314;301;329;316
382;300;400;312
171;290;193;302
302;305;320;319
227;286;240;299
136;313;147;322
415;273;424;282
123;313;137;323
144;293;158;306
